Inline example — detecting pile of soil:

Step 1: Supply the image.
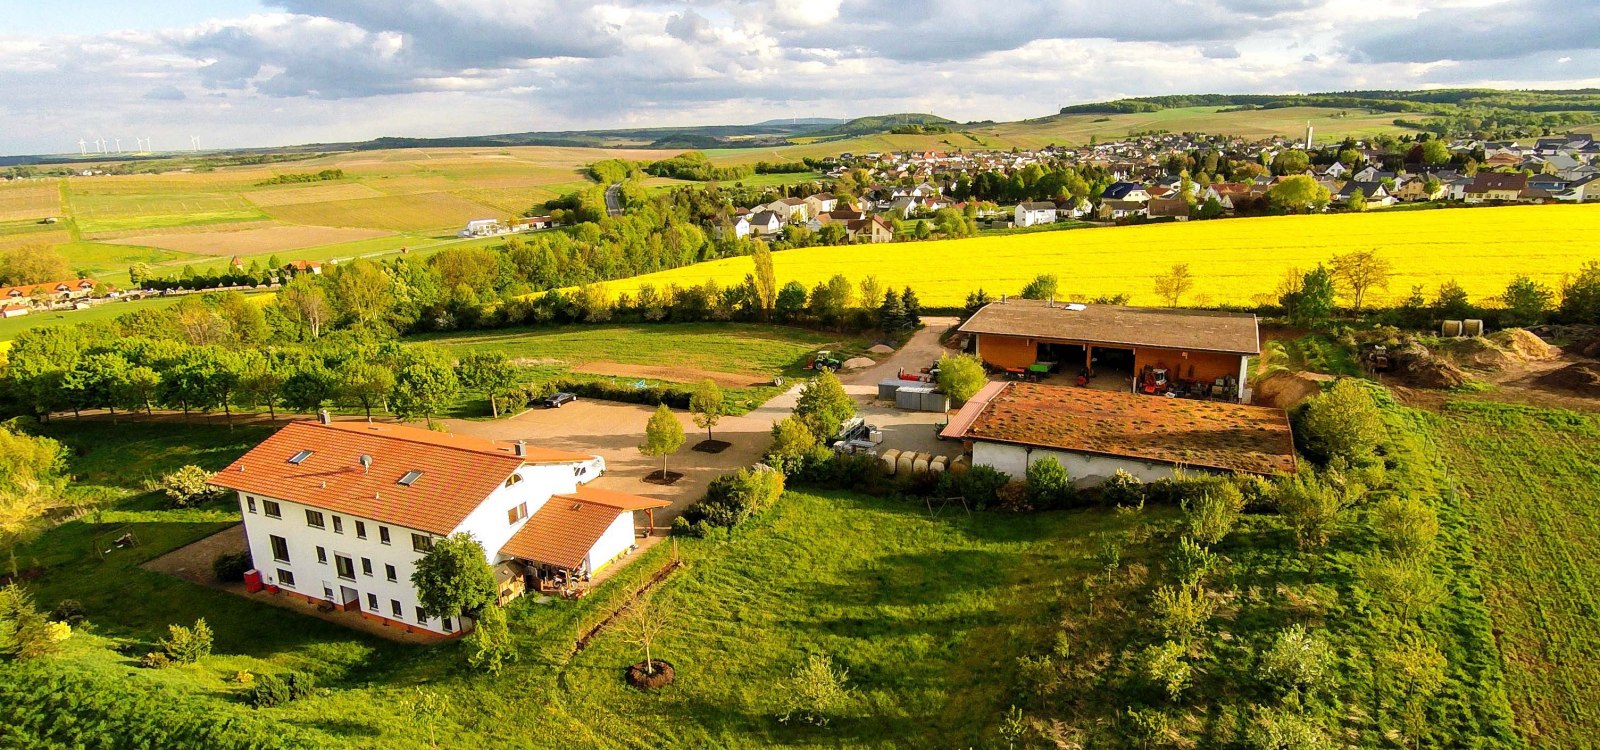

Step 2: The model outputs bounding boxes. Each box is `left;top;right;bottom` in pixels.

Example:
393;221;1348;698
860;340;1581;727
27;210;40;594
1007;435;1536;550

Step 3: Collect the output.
643;470;685;486
1446;336;1519;370
1253;370;1332;409
1390;342;1470;389
1535;362;1600;395
626;660;676;690
868;344;895;355
1491;329;1561;361
840;356;876;370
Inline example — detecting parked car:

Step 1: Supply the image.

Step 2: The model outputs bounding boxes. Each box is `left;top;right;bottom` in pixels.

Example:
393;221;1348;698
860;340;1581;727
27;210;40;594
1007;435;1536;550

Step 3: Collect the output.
533;392;577;408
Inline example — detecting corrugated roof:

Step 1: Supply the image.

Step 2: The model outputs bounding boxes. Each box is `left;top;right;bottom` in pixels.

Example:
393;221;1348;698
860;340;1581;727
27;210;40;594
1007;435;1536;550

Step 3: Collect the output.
943;382;1296;476
499;499;629;570
960;299;1260;355
210;421;592;535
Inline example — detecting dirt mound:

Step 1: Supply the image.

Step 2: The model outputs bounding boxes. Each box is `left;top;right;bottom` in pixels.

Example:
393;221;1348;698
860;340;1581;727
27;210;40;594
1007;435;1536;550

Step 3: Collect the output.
1535;362;1600;395
868;344;895;355
840;356;875;370
1489;329;1561;361
1253;371;1332;409
1446;337;1519;370
626;660;675;690
1390;342;1470;389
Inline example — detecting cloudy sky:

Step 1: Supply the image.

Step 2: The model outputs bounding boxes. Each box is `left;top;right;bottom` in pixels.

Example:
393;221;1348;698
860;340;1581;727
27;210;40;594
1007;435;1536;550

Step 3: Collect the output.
2;0;1596;156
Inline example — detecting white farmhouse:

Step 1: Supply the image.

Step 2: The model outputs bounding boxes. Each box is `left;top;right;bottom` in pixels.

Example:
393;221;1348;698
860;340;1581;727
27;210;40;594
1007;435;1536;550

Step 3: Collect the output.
1014;201;1058;227
458;219;502;238
211;415;667;637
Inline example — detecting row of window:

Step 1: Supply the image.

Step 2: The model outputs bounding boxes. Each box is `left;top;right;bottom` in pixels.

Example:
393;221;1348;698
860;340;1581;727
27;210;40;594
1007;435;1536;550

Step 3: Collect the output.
273;536;403;583
272;570;453;631
246;495;433;552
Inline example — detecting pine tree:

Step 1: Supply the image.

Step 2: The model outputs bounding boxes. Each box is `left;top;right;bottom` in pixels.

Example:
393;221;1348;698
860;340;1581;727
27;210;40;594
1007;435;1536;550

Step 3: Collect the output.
900;287;922;329
877;289;905;331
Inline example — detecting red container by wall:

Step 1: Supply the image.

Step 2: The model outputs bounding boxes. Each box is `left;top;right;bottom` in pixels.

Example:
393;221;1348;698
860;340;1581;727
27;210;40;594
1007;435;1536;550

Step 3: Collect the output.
243;569;263;593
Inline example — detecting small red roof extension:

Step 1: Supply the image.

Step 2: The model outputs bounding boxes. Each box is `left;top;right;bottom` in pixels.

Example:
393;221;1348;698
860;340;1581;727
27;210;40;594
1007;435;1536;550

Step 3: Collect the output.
210;421;593;535
499;485;666;569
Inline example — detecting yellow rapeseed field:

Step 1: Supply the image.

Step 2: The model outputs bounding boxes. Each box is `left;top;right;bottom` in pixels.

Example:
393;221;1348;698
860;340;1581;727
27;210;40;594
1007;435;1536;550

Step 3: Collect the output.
604;204;1600;308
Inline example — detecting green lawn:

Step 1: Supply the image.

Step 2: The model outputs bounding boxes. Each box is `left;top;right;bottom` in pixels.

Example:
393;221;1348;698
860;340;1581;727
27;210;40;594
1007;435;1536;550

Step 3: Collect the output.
416;323;866;415
1430;400;1600;748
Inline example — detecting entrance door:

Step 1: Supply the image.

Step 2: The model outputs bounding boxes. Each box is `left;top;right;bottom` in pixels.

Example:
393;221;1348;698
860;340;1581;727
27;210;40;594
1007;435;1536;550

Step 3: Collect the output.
338;585;359;612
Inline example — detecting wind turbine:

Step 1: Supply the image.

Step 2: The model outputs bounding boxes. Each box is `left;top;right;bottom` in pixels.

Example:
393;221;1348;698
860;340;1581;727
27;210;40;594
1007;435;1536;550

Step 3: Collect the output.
190;135;199;152
94;137;105;153
77;139;87;155
114;138;122;153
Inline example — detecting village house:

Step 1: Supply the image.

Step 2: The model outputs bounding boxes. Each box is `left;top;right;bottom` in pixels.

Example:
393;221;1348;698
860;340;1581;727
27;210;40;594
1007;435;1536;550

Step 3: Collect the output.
211;416;667;636
1145;197;1191;221
0;278;98;305
1014;201;1057;227
1098;199;1149;221
1336;181;1395;207
1464;172;1531;204
803;192;839;217
845;216;895;243
959;298;1259;401
766;197;811;222
940;381;1295;485
746;210;783;236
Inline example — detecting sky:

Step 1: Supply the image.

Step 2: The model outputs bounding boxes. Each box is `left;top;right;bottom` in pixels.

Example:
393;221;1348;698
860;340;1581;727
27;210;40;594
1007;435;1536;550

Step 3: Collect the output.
1;0;1596;156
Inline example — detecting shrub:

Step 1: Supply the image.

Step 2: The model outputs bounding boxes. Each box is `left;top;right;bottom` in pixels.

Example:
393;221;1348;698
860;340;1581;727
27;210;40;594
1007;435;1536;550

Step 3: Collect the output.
678;466;786;534
1151;585;1214;643
139;651;171;669
1371;496;1439;560
1186;483;1245;545
1025;457;1076;509
0;585;61;661
1099;469;1145;507
764;417;817;476
159;619;213;664
546;378;693;409
778;653;852;727
1274;472;1349;551
995;480;1032;512
234;670;255;686
1245;707;1334;750
1258;624;1334;702
464;604;516;674
159;465;222;508
247;674;290;707
212;551;252;583
49;599;86;627
1295;379;1386;466
1142;641;1192;702
935;353;987;404
1170;537;1219;589
958;465;1011;510
794;371;855;441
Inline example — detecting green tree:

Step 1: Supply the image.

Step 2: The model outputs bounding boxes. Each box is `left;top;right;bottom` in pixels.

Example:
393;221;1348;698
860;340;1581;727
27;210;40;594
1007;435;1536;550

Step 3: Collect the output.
1558;261;1600;324
1187;483;1245;545
1344;187;1367;212
455;351;517;418
237;356;285;420
116;365;161;416
765;417;817;475
1259;624;1334;703
1433;280;1473;320
1151;584;1215;644
336;360;396;419
391;346;460;426
0;585;65;660
1141;641;1192;702
794;370;854;441
877;288;906;331
328;259;395;327
1329;249;1392;313
689;379;725;443
1267;175;1331;213
774;281;808;323
640;403;685;479
1274;471;1348;551
1019;274;1059;300
1371;496;1439;561
1152;263;1195;307
858;275;883;312
1420;139;1451;166
1298;379;1386;466
464;603;516;674
1499;275;1553;327
0;429;69;577
1283;264;1337;327
1270;149;1311;175
411;532;496;619
277;274;331;340
936;353;987;404
900;287;922;328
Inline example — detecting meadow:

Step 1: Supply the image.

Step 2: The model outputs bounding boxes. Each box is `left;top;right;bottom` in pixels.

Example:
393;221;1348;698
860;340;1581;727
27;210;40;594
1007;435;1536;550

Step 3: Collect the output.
1429;400;1600;748
597;203;1600;308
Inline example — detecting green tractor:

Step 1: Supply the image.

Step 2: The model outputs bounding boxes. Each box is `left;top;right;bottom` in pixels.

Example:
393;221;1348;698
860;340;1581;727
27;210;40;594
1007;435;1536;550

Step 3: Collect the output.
809;350;844;372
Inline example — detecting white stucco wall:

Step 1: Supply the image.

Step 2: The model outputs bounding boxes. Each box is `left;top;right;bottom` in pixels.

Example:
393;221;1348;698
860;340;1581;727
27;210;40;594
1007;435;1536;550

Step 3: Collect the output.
454;462;584;565
586;512;639;573
971;441;1179;485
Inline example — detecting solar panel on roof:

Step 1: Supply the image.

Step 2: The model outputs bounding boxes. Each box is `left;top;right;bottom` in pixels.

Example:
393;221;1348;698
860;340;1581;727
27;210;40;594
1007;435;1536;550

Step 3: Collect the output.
397;470;423;486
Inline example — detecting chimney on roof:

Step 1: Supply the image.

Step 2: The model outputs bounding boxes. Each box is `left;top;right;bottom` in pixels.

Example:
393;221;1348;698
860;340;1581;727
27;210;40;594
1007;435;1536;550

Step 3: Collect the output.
318;409;331;425
514;441;526;458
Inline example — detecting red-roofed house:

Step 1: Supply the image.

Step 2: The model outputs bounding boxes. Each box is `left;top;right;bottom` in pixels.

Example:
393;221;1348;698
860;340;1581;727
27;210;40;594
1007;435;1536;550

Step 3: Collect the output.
212;414;667;636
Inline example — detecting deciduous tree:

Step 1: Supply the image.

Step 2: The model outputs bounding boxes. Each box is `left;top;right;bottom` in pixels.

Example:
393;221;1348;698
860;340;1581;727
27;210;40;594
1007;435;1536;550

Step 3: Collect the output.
1329;249;1392;313
1152;263;1195;307
794;370;854;440
936;353;987;404
640;403;685;479
411;532;496;620
689;379;725;443
455;351;517;418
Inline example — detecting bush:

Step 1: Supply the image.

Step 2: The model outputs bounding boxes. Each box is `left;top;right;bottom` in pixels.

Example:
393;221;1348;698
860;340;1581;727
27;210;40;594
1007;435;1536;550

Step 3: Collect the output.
778;653;852;727
159;619;214;664
1152;585;1214;643
1258;624;1334;701
935;354;987;404
1245;706;1335;750
0;585;61;661
1170;537;1219;588
547;378;694;410
159;465;222;508
764;417;817;476
678;466;786;535
1295;379;1386;466
1025;457;1076;509
139;651;171;669
1099;469;1145;507
957;465;1011;510
1274;472;1349;551
1371;496;1439;560
49;599;87;627
1186;483;1245;545
1142;641;1192;702
248;671;316;708
212;551;252;583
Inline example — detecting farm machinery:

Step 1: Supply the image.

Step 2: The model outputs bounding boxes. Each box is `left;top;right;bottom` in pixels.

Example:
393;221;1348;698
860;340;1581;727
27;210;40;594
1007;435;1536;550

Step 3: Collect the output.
808;350;843;372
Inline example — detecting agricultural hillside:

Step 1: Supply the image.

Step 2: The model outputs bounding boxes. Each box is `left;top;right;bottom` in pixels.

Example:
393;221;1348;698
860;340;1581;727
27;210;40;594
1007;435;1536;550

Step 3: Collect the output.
0;146;689;287
592;203;1600;308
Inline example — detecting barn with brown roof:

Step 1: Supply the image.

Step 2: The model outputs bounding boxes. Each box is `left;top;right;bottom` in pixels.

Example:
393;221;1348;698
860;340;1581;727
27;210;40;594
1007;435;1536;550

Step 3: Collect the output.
960;298;1260;401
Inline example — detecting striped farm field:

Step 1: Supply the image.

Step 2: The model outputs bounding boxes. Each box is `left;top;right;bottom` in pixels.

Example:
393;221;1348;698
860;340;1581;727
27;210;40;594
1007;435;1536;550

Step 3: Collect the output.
599;203;1600;308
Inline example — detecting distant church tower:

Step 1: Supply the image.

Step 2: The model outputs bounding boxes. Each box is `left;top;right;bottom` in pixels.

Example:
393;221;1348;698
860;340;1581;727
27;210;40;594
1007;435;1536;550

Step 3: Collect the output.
1305;122;1314;150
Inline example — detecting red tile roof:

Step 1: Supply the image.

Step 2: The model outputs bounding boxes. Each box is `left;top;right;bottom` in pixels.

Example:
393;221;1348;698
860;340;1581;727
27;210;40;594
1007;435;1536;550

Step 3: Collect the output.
210;421;593;535
557;485;671;511
499;498;629;569
942;382;1296;476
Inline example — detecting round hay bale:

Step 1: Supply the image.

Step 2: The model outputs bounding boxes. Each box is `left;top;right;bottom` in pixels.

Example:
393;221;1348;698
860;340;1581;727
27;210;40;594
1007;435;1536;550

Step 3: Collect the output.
949;456;970;476
912;453;931;475
929;456;947;475
896;451;916;475
879;449;902;475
